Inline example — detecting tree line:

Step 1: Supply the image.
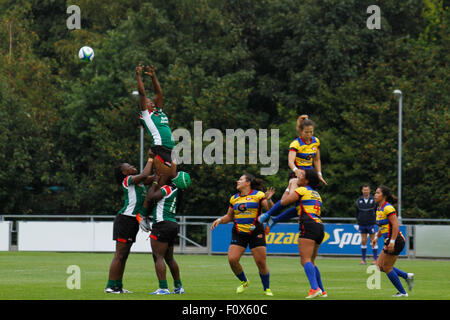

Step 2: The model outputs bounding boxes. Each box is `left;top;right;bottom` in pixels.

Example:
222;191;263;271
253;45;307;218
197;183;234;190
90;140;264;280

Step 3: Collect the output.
0;0;448;218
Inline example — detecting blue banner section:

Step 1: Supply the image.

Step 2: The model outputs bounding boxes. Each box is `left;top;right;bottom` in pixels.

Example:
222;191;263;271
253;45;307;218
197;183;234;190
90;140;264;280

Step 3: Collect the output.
211;223;407;256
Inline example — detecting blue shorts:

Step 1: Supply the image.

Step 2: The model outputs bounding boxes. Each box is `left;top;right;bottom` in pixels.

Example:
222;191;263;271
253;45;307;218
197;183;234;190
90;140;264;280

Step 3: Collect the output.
358;224;377;234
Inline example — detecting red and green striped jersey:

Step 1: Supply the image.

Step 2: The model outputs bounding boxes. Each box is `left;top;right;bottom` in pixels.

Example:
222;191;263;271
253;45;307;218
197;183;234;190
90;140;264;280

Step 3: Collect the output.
140;108;175;149
152;185;179;223
117;176;147;217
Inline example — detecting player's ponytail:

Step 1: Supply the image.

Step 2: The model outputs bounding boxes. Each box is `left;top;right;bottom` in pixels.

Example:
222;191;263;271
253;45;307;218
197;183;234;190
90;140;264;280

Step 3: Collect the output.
244;173;265;190
378;185;397;204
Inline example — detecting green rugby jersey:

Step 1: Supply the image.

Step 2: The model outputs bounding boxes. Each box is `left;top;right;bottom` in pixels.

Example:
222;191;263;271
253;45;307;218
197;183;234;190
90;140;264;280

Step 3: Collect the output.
117;176;147;217
140;108;175;149
152;185;179;223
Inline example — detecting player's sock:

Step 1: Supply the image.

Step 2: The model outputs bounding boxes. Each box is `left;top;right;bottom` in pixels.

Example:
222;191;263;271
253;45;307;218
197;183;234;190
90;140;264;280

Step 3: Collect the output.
265;200;285;217
106;279;118;288
393;267;408;280
372;246;378;260
386;270;406;294
259;272;270;290
236;271;247;282
174;279;183;288
361;245;367;261
303;262;319;290
159;279;168;289
272;207;297;224
314;266;324;292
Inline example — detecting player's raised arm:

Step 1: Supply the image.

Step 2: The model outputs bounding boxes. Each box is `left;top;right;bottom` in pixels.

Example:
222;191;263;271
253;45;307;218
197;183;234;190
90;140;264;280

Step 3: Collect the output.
280;179;300;206
263;187;275;210
145;65;163;110
136;64;147;111
130;157;153;185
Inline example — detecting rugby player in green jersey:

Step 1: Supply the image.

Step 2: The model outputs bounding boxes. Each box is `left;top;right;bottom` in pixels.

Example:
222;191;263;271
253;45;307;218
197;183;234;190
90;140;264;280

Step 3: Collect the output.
136;63;176;187
144;171;191;295
105;157;154;294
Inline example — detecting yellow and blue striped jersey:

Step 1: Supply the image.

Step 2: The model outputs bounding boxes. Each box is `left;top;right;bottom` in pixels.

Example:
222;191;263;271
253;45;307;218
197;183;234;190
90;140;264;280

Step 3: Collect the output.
376;202;404;240
289;137;320;169
229;190;265;233
294;186;323;223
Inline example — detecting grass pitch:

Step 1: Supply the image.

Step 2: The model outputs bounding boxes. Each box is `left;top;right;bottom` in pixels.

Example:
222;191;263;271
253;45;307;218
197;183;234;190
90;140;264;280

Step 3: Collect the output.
0;252;449;300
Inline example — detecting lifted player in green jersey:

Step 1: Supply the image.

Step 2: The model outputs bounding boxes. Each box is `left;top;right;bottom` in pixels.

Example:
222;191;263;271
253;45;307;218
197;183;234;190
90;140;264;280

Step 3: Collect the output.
136;63;176;187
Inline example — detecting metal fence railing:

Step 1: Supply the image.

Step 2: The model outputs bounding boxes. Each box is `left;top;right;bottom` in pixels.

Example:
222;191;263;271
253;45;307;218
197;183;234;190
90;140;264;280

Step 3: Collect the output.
1;214;449;256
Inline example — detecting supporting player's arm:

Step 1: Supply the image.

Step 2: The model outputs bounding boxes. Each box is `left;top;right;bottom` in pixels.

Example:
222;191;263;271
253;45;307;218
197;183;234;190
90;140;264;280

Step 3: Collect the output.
280;182;300;206
210;206;234;230
145;65;163;109
130;158;153;185
136;64;147;111
146;178;164;203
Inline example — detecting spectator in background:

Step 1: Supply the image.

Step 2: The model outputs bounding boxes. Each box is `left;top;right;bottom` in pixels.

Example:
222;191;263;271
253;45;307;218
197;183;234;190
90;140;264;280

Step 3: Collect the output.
355;184;378;265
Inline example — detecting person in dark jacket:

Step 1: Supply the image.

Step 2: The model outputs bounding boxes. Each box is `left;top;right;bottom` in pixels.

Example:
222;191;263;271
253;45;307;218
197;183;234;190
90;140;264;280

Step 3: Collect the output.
355;185;378;264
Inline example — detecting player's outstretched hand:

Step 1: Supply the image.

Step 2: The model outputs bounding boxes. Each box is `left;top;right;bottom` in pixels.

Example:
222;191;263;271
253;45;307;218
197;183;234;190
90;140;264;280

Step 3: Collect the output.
136;63;143;76
144;65;156;77
319;175;328;186
265;187;275;201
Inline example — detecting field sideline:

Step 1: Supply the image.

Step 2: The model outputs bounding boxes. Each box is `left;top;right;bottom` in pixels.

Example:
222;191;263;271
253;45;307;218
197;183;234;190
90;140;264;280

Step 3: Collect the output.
0;252;449;300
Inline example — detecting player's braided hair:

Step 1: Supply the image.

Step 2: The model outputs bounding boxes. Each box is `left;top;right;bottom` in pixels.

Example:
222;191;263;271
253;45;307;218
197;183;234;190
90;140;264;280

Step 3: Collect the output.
114;164;126;185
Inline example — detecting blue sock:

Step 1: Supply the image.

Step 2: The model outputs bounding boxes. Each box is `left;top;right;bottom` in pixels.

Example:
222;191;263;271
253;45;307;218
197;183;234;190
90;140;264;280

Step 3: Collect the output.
272;207;297;223
265;200;284;217
259;272;270;290
303;262;319;290
372;246;378;260
361;246;367;261
387;270;406;294
314;266;324;292
393;267;407;279
236;271;247;282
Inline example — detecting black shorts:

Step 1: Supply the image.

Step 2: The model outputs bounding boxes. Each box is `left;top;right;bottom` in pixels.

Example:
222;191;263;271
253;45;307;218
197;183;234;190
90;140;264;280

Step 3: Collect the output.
299;222;325;244
113;214;140;243
383;236;405;255
231;223;266;249
151;145;173;167
150;221;179;246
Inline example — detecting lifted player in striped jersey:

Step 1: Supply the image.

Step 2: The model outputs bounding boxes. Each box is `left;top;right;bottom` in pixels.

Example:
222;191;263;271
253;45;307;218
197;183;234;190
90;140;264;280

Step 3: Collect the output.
142;171;191;295
136;64;176;186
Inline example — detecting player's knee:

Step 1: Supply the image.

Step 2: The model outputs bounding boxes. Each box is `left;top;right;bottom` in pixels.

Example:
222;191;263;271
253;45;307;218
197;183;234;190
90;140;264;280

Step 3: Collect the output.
116;251;129;262
228;255;240;266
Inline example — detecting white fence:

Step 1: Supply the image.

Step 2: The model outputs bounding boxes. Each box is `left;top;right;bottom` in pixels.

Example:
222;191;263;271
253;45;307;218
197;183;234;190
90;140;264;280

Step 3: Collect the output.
0;221;11;251
17;221;152;253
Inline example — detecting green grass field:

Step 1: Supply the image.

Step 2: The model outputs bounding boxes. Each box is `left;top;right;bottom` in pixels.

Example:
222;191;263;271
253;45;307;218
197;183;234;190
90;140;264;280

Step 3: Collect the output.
0;252;449;300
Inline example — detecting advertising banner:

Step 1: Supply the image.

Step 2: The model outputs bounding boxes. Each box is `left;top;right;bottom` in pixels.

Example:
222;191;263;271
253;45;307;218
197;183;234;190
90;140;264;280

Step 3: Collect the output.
212;223;407;256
